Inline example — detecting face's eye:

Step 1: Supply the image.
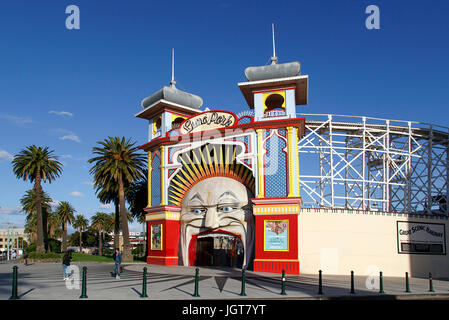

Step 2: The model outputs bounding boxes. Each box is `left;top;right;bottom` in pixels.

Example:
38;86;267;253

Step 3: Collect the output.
190;208;206;215
218;205;236;213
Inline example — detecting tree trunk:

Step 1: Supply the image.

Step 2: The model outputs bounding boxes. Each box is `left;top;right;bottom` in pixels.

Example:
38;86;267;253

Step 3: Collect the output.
114;200;120;250
43;208;48;251
79;228;82;254
98;230;103;256
118;178;133;262
34;171;45;254
62;221;67;252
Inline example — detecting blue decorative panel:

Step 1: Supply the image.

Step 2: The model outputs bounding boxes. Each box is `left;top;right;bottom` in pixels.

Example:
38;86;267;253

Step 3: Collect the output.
238;116;252;124
278;129;287;137
151;154;161;205
264;132;288;197
231;135;252;153
168;145;189;164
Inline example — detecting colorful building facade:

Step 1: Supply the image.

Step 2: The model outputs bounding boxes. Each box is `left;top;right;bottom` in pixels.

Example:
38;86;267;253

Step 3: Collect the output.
136;55;307;274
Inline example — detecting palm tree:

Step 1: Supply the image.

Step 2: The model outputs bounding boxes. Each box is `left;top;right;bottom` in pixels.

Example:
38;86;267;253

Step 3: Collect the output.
73;214;89;254
20;189;52;216
24;215;37;243
20;189;53;248
55;201;75;252
47;210;62;239
12;146;63;253
88;137;146;262
126;172;148;255
97;184;121;250
91;212;111;256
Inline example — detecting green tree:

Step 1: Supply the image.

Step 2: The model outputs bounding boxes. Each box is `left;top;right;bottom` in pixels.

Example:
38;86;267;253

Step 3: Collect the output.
55;201;75;252
126;171;148;255
12;145;63;253
97;184;121;250
50;211;63;239
20;189;53;245
73;214;89;253
88;137;146;262
91;212;112;256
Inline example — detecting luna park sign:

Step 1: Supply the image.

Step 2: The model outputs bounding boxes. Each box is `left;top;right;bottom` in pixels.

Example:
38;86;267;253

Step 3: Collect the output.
180;111;236;134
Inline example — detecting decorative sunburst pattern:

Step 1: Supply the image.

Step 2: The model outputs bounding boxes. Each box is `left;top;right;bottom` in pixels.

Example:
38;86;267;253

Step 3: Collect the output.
168;143;255;206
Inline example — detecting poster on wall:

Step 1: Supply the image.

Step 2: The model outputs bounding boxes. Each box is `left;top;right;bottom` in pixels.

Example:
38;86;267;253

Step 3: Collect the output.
151;224;163;250
264;220;289;251
397;221;446;255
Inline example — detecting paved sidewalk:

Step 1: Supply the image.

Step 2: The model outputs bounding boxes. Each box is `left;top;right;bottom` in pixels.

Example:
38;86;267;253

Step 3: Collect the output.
1;261;449;300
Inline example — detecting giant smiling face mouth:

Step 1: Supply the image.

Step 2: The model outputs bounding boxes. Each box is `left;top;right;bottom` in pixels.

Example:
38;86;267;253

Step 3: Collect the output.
186;229;245;267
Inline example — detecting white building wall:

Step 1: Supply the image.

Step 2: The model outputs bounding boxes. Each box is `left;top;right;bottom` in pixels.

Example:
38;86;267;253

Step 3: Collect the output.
298;209;449;278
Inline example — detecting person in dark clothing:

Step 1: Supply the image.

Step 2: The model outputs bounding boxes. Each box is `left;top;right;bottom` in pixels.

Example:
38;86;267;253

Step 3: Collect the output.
62;251;72;280
113;248;122;279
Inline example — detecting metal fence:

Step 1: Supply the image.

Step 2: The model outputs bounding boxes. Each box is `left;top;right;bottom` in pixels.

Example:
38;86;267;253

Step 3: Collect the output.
297;114;449;215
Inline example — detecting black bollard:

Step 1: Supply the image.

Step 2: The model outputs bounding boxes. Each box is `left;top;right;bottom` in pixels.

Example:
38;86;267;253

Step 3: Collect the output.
193;268;200;297
140;267;148;298
318;270;323;295
9;266;19;300
429;272;435;293
79;266;88;299
240;269;247;296
280;269;287;295
350;271;355;294
379;272;385;294
405;272;411;293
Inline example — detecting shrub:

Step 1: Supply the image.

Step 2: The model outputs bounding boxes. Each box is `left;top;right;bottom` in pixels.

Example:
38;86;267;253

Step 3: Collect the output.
26;242;37;252
28;252;62;259
132;245;144;255
47;238;61;253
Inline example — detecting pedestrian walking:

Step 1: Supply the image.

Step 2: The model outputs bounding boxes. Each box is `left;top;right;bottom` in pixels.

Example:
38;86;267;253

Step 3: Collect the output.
62;251;72;280
113;248;122;280
23;250;28;265
12;250;17;260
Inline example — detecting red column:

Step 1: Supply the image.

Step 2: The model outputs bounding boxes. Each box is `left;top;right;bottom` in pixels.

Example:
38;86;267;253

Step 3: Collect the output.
145;205;181;266
252;197;301;275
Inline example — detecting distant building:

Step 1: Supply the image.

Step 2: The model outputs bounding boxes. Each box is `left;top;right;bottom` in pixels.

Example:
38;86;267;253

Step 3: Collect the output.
0;228;27;254
105;231;146;251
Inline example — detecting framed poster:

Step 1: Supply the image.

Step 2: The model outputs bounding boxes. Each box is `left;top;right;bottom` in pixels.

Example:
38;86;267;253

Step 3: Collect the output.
264;220;289;251
397;221;446;255
151;224;163;251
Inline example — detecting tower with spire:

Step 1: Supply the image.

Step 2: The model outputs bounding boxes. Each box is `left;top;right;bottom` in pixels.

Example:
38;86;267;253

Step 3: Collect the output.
238;24;308;122
135;49;203;141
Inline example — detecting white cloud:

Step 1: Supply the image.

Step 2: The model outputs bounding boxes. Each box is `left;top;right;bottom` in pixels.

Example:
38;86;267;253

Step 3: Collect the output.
60;134;81;143
49;200;61;208
69;191;85;197
0;149;13;162
61;154;73;159
54;129;81;143
83;181;94;186
0;114;33;126
49;110;74;117
0;206;24;215
99;203;112;209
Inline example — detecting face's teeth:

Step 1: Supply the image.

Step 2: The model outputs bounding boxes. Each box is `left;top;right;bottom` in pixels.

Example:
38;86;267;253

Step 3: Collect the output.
197;232;237;239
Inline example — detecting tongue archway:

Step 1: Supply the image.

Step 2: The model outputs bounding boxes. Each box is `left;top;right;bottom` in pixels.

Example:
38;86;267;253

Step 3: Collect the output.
188;231;245;267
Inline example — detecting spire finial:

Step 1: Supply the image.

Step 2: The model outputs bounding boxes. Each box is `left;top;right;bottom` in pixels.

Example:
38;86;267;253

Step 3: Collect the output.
170;48;176;87
271;23;278;65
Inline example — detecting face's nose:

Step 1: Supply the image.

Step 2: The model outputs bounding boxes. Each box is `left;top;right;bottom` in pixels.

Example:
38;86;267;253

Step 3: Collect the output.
204;207;219;229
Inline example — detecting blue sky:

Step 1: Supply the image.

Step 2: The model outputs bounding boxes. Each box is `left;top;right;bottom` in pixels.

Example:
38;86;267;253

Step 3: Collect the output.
1;0;448;232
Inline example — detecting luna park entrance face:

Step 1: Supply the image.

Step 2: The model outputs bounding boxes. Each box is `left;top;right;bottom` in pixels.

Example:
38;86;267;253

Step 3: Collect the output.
195;234;244;268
